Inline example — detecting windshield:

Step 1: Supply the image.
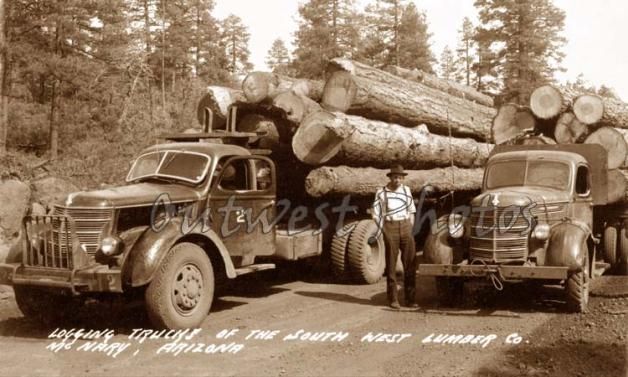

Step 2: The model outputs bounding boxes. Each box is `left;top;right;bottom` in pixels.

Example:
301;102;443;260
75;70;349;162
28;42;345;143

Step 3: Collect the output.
486;160;570;191
126;150;211;184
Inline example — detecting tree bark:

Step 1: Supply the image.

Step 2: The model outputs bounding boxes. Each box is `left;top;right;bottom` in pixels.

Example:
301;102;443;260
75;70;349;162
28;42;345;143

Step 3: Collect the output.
529;85;568;120
573;94;604;125
554;112;588;144
271;90;322;125
492;103;535;144
383;65;494;107
236;113;281;150
305;165;484;197
292;110;493;169
321;58;496;141
196;86;246;130
242;71;323;103
584;126;628;169
607;169;627;204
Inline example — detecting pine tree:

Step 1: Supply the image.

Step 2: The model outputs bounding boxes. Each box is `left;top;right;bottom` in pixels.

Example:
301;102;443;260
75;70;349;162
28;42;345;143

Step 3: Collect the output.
292;0;360;78
265;38;292;75
439;46;455;80
221;14;252;75
397;2;434;72
454;17;476;86
0;0;6;156
474;0;566;103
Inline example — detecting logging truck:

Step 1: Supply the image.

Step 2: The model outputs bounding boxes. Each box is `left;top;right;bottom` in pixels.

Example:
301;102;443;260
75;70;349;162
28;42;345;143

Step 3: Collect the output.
418;144;628;312
0;110;386;330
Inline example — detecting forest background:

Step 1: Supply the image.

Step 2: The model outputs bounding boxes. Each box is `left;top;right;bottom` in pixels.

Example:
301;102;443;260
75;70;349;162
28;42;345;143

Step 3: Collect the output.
0;0;621;188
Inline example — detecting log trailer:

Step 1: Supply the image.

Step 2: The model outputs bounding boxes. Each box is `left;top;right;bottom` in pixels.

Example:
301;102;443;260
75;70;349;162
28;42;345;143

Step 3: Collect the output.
0;108;386;329
418;144;628;312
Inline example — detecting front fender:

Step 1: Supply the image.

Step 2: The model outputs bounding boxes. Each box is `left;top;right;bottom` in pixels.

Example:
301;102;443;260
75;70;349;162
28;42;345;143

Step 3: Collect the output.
546;222;589;271
122;218;236;287
424;216;464;264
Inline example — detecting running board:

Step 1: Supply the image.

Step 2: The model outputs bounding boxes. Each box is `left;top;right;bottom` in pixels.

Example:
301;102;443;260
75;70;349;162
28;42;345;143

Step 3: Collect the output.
235;263;276;276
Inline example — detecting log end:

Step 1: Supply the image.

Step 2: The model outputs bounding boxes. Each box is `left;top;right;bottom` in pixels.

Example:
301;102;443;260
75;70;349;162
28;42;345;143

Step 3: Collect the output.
573;94;604;125
242;71;277;103
292;111;347;165
273;91;306;124
321;71;357;113
585;127;628;169
530;85;564;119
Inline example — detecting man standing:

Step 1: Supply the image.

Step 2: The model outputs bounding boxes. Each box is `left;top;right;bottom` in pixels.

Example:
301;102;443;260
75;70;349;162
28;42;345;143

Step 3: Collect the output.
372;165;417;309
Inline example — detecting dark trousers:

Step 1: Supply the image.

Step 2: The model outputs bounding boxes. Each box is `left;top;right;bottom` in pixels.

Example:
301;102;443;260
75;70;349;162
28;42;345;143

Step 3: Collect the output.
383;218;416;305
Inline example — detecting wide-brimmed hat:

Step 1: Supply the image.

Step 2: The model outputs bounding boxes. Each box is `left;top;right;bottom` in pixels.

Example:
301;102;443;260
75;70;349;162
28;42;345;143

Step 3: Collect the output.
386;165;407;177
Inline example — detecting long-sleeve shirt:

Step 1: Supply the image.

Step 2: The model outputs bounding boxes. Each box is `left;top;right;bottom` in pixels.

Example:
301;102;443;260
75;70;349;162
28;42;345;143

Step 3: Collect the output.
372;184;416;226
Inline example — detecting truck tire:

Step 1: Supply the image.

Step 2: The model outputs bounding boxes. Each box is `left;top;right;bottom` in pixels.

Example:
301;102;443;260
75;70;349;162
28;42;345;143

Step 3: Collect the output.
619;228;628;275
603;225;618;265
435;277;463;307
346;220;385;284
565;245;589;313
13;285;74;323
330;222;355;278
145;242;214;329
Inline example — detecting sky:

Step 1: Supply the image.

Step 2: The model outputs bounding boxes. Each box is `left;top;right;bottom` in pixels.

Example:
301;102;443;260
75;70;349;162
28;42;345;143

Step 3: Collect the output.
214;0;628;100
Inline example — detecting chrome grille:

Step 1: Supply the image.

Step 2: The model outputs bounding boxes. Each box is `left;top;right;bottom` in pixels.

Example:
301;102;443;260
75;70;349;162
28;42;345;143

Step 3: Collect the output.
469;206;530;263
24;215;75;269
53;206;113;254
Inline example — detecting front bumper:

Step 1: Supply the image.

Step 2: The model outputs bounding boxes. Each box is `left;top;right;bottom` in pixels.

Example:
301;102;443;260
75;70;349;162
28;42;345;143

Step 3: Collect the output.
418;263;569;280
0;263;123;293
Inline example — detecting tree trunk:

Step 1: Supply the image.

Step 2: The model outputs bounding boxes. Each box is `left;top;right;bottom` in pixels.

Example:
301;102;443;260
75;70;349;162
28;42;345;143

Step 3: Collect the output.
271;91;322;125
241;71;323;103
49;80;59;160
491;103;535;144
554;112;588;144
550;85;628;130
0;0;6;156
607;169;627;204
196;86;246;130
292;110;493;169
573;94;604;125
321;58;495;141
236;114;281;151
529;85;568;120
305;165;484;197
383;65;494;107
515;135;556;145
584;126;628;169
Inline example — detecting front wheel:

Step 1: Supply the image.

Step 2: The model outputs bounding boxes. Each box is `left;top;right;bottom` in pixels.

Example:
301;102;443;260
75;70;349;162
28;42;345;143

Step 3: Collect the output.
565;246;589;313
145;242;214;329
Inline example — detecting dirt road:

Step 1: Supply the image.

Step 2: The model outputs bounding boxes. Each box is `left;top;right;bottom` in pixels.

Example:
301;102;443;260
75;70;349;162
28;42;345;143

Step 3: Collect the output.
0;265;625;377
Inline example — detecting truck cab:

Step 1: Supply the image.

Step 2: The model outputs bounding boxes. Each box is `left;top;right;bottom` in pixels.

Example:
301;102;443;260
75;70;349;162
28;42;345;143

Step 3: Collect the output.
418;144;619;312
0;132;322;329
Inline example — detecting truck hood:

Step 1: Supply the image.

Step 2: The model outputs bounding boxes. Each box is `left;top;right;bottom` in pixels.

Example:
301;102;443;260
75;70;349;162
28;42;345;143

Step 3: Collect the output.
471;186;570;208
59;183;202;208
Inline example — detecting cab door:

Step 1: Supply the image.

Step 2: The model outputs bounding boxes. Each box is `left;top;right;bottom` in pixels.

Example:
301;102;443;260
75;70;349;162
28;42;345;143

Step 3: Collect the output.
572;164;593;225
208;156;276;267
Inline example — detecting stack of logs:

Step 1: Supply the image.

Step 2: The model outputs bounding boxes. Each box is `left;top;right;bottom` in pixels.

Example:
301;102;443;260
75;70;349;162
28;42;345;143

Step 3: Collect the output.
196;58;496;200
494;84;628;203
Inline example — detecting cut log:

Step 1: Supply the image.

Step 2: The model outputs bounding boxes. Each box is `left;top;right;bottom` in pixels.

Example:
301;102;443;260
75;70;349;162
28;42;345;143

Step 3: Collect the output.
492;104;536;144
607;169;627;204
554;112;588;144
305;166;484;197
584;127;628;169
517;135;557;145
196;86;245;130
292;110;493;169
558;86;628;129
383;65;494;107
530;85;568;119
272;91;322;125
242;72;323;103
322;58;496;141
573;94;604;125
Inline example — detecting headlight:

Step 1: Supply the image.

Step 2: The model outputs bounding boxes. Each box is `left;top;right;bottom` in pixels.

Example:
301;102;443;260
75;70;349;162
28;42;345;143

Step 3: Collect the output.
448;213;465;239
100;236;122;256
533;223;550;240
